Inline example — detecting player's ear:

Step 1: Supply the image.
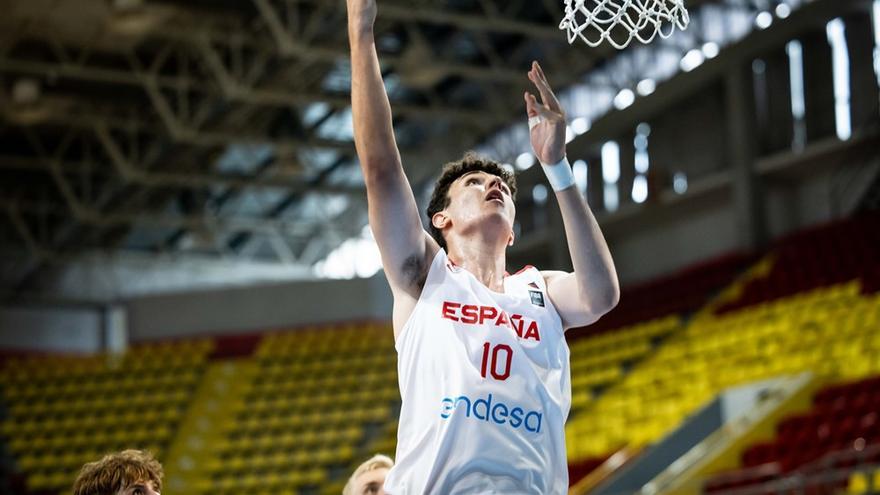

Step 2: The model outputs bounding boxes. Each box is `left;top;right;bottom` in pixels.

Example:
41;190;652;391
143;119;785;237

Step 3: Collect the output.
508;230;515;247
432;211;450;231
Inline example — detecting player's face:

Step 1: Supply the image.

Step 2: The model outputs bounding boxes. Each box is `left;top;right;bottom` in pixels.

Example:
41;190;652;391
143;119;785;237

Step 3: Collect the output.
445;171;516;235
117;480;160;495
352;467;389;495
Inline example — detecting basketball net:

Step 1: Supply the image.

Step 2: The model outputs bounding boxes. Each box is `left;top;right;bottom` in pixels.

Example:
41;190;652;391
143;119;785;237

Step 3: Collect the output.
559;0;690;50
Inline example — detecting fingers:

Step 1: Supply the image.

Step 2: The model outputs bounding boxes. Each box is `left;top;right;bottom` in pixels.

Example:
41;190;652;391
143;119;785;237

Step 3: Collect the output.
531;72;560;111
526;92;556;118
528;61;562;112
532;67;562;110
524;92;539;117
534;61;549;84
525;91;562;123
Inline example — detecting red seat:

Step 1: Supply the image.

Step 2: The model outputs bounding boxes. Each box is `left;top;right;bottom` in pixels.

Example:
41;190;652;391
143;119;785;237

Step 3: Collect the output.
743;442;777;467
704;374;880;493
714;213;880;313
860;412;879;438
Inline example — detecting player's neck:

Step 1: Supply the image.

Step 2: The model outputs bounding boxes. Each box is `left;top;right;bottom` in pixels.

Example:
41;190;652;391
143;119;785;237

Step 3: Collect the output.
447;236;507;293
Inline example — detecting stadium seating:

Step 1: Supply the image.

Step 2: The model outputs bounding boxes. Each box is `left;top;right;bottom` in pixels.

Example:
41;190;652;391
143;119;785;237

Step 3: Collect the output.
568;252;752;339
566;316;682;460
704;374;880;494
565;213;880;481
848;467;880;494
0;340;213;494
562;251;752;469
2;214;878;494
715;212;880;314
199;323;399;495
566;281;880;465
0;325;399;495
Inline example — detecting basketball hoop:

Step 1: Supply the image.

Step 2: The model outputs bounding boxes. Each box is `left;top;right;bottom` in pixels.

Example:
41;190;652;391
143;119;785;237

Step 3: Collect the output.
559;0;690;50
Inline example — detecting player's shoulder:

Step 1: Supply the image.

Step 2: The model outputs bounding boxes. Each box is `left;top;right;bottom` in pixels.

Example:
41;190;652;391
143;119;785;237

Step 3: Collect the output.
538;269;567;279
507;265;557;289
511;264;538;276
534;269;568;290
510;265;565;280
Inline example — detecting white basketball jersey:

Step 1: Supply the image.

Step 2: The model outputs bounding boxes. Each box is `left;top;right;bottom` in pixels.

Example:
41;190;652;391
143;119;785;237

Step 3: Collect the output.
384;249;571;494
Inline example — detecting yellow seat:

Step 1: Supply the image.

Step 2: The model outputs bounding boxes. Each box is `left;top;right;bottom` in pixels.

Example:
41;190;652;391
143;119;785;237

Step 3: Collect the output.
848;471;869;494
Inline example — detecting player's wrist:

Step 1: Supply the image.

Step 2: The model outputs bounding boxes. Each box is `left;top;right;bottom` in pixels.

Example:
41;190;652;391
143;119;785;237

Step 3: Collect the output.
539;156;575;192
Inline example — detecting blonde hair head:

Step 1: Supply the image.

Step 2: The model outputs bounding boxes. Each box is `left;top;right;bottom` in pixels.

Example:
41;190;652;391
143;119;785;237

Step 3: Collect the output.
72;450;163;495
342;454;394;495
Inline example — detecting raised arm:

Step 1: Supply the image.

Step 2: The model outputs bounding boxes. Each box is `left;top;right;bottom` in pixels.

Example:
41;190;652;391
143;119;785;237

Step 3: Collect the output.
347;0;439;331
524;62;620;329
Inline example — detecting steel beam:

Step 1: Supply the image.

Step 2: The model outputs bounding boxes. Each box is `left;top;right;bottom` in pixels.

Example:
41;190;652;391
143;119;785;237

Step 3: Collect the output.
0;53;497;124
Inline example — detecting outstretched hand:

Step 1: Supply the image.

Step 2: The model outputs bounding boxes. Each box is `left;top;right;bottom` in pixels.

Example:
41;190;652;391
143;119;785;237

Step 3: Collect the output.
525;61;567;165
347;0;377;35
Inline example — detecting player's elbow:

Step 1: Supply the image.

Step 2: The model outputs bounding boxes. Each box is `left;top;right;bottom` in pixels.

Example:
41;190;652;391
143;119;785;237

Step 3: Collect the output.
603;286;621;313
583;283;619;317
594;291;620;317
361;156;402;187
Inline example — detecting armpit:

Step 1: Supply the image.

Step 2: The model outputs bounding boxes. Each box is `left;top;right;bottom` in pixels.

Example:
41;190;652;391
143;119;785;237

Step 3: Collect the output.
401;252;428;291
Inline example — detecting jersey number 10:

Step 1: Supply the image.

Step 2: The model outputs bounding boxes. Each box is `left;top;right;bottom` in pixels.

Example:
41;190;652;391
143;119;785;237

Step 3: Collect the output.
480;342;512;380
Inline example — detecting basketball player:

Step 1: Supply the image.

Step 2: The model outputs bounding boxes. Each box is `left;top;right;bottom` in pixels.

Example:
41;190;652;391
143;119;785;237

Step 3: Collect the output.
347;0;620;491
343;454;394;495
72;450;162;495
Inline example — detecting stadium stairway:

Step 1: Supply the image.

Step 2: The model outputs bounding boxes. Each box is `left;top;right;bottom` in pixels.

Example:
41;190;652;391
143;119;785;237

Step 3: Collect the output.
565;252;757;481
567;213;880;493
565;253;778;488
0;324;401;495
195;323;399;495
590;280;878;492
162;360;257;494
637;373;822;495
0;339;214;495
592;373;819;495
701;374;880;494
569;281;880;494
566;255;796;494
568;268;880;492
2;213;877;495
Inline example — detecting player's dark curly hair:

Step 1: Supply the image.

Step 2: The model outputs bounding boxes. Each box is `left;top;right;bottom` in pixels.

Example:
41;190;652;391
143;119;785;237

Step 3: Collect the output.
426;151;517;250
73;450;163;495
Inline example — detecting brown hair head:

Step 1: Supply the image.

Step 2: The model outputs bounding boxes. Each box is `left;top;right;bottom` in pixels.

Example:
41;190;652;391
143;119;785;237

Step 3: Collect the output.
72;450;163;495
426;151;517;250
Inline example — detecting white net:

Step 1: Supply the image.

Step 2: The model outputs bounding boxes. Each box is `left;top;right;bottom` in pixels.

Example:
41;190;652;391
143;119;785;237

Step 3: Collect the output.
559;0;690;50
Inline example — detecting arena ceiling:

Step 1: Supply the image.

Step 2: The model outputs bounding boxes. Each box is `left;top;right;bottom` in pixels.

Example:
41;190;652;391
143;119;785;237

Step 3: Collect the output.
0;0;813;297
